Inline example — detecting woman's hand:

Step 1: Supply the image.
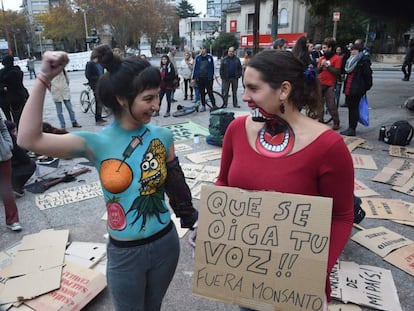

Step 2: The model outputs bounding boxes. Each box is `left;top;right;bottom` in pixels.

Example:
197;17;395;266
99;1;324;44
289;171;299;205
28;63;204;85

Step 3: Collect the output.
39;51;69;82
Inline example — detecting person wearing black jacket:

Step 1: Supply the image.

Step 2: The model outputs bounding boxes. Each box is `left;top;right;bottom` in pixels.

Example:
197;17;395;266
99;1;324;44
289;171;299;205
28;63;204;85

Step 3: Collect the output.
155;54;176;117
5;120;36;197
401;39;414;81
340;43;373;136
0;55;29;127
220;47;242;108
85;50;106;124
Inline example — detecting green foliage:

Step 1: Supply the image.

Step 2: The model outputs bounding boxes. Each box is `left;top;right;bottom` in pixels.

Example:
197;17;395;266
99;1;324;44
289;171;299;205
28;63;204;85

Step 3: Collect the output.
212;33;239;57
176;0;200;18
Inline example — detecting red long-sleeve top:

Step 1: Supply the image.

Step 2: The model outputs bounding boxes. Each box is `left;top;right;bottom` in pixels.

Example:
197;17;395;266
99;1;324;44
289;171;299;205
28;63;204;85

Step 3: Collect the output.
215;116;354;299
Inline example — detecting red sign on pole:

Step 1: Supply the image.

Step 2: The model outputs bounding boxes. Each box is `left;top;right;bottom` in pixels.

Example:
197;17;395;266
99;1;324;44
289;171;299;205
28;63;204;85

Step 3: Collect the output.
333;12;340;22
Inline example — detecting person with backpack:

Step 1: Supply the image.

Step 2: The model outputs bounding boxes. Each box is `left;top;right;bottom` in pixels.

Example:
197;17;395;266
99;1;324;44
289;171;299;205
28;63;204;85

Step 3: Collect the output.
340;43;373;136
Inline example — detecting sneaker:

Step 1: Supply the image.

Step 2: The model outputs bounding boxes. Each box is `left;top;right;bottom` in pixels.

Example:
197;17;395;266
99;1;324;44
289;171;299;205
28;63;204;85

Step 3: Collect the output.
233;105;241;108
13;189;25;198
7;222;22;231
340;128;356;136
172;99;178;102
332;123;341;131
199;106;206;112
163;112;170;117
72;122;82;128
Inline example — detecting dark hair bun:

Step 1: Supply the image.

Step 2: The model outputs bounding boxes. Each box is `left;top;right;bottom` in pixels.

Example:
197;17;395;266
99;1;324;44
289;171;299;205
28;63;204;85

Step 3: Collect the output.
94;44;121;72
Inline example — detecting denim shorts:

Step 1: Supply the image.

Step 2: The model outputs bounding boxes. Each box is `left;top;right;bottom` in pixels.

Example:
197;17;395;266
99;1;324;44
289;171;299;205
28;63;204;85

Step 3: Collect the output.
106;223;180;311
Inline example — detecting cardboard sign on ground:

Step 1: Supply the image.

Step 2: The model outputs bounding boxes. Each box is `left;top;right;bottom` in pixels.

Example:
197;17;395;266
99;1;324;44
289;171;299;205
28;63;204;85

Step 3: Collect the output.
64;242;107;274
35;181;103;210
343;137;366;152
329;304;362;311
24;262;106;311
186;149;222;164
193;185;332;311
384;243;414;277
372;158;414;186
352;154;377;170
351;226;413;257
0;230;69;304
361;197;414;221
392;201;414;227
354;179;379;197
174;143;192;153
331;261;402;311
163;121;210;142
392;177;414;197
389;146;414;159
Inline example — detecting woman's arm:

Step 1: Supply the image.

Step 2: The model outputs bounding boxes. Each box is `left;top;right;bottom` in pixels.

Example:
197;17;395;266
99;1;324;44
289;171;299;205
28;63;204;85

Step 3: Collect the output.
18;51;85;159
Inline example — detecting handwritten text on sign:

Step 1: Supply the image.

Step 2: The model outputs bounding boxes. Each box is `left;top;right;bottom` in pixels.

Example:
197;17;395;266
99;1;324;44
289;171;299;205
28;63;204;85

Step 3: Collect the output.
193;185;333;311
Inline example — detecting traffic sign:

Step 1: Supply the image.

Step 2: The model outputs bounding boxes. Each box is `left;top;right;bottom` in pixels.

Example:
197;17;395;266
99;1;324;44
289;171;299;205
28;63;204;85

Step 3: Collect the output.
333;12;340;21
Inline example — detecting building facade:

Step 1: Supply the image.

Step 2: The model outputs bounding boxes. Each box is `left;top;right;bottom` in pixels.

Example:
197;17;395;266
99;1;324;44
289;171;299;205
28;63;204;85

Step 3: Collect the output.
179;17;221;52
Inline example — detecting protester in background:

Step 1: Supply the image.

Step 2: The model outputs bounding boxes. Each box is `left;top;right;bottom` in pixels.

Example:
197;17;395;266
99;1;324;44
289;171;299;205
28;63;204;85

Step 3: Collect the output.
0;55;29;127
156;54;176;117
85;50;106;124
26;56;37;79
334;45;346;107
113;47;123;59
220;46;242;108
401;39;414;81
215;50;354;311
340;43;373;136
292;36;313;69
167;47;178;102
311;43;323;66
192;44;217;112
51;69;81;129
272;38;288;50
242;50;252;81
0;110;22;231
18;46;198;310
178;51;194;101
317;38;342;130
5;120;36;198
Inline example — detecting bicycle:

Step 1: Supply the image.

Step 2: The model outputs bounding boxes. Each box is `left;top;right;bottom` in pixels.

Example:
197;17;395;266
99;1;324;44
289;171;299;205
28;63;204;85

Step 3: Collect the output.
80;83;112;118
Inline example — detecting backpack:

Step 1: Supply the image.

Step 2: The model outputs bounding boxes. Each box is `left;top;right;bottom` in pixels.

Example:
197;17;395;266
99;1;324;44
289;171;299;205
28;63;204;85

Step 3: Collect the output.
206;109;235;146
383;120;414;146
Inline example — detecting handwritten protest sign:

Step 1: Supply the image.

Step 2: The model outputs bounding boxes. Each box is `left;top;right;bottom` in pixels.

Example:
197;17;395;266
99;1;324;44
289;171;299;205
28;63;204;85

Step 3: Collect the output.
392;177;414;197
351;154;377;170
163;121;209;142
372;158;414;186
193;185;332;311
384;243;414;277
354;179;379;197
331;261;402;311
361;197;414;221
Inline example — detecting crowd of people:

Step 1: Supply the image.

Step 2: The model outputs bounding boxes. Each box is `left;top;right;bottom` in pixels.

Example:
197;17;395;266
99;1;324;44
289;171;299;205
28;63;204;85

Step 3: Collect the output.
0;34;410;311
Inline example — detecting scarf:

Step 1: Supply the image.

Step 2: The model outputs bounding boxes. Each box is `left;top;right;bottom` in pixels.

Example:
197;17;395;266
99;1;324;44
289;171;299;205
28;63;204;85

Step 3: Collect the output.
345;52;364;73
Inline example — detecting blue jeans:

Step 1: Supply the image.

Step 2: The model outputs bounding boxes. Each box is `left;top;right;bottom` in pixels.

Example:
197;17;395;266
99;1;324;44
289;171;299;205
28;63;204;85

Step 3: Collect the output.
159;89;172;113
55;100;77;128
107;225;180;311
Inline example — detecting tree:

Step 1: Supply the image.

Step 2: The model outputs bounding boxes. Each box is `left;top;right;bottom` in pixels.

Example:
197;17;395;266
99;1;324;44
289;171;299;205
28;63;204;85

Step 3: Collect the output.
212;33;239;57
176;0;200;18
0;10;30;57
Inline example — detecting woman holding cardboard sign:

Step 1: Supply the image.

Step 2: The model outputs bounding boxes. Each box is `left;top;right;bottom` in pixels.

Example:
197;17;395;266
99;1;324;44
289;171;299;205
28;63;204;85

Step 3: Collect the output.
215;50;354;311
17;46;198;311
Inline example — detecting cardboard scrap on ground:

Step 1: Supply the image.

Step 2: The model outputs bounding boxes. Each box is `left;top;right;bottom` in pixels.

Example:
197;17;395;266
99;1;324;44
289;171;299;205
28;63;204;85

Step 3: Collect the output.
35;181;103;210
352;154;377;170
329;304;362;311
174;142;192;153
372;158;414;186
354;179;379;197
343;137;366;152
384;243;414;277
0;229;69;304
392;201;414;227
186;149;222;164
361;197;414;221
330;261;402;311
163;121;210;142
392;176;414;197
24;262;106;311
351;226;413;258
181;163;219;182
193;185;333;311
389;145;414;159
65;242;107;275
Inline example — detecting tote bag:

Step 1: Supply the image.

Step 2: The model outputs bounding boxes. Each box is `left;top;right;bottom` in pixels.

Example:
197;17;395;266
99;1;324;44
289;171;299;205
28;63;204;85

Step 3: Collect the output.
358;94;369;127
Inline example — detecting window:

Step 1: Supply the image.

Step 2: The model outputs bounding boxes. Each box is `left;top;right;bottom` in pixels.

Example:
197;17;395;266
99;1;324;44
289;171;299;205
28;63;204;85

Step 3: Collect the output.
279;8;288;26
247;13;254;32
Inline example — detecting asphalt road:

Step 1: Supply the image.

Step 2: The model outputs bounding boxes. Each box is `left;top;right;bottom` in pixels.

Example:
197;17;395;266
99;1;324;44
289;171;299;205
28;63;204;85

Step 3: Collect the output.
1;64;413;311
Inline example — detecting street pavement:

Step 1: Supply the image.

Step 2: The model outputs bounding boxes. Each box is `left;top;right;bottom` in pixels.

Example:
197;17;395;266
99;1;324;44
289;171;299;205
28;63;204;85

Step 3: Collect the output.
1;61;413;311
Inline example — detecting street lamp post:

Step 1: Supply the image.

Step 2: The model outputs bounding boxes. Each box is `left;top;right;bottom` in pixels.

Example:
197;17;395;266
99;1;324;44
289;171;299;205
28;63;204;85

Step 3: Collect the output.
82;9;89;51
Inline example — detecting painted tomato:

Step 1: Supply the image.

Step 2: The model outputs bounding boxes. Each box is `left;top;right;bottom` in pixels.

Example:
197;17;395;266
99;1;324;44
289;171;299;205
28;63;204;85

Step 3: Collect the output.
106;201;126;230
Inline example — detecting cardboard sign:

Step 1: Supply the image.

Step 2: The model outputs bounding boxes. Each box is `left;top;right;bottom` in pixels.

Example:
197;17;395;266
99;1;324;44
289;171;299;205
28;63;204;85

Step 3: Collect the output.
331;261;402;311
186;149;222;164
384;243;414;277
329;304;361;311
35;182;103;210
361;197;414;221
193;185;332;311
392;201;414;226
343;137;365;152
163;121;210;142
389;146;414;159
392;177;414;197
352;154;377;170
354;180;379;197
372;158;414;186
24;262;106;311
174;143;193;153
181;163;219;182
351;226;413;257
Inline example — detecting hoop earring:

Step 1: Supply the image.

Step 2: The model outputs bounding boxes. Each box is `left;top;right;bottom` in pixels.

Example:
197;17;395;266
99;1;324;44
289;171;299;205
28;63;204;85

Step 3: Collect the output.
280;102;285;114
